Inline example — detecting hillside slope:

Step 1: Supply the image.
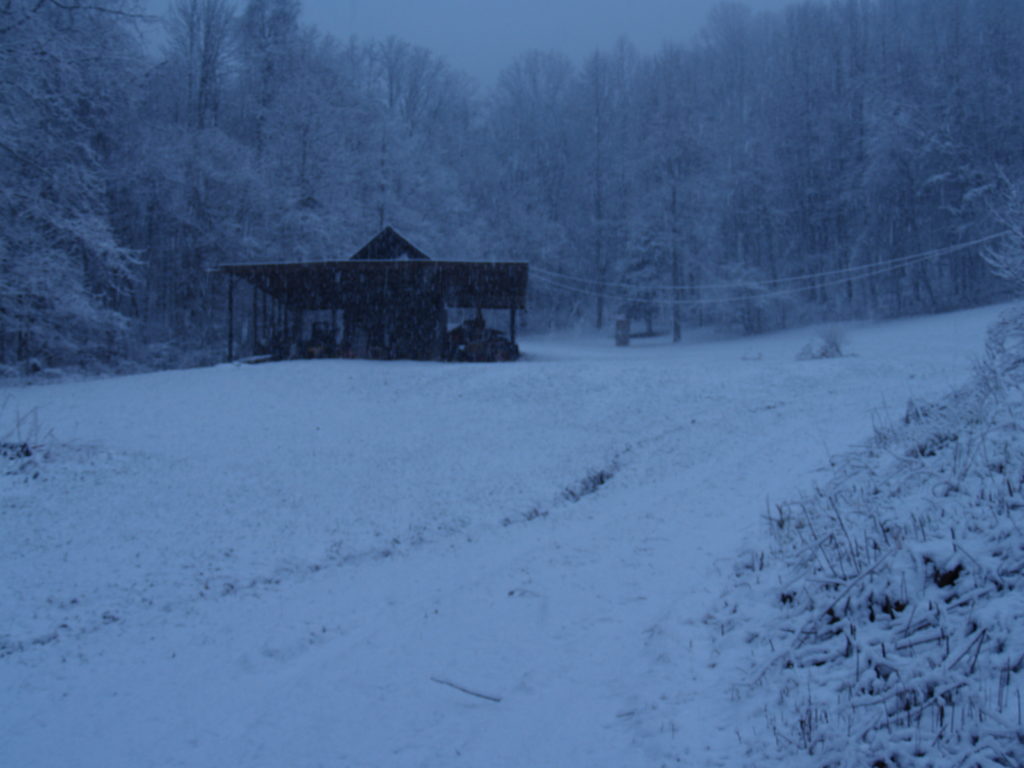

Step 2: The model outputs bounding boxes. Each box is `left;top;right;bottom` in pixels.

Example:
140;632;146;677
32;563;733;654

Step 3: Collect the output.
0;307;1007;767
716;306;1024;767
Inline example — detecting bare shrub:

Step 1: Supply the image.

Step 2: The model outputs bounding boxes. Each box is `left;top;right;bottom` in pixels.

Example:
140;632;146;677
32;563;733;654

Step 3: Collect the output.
797;326;847;360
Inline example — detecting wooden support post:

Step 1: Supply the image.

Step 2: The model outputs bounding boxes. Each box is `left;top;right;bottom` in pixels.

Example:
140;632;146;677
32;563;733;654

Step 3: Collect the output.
615;316;630;347
227;276;235;362
260;285;268;349
251;282;258;356
509;306;517;345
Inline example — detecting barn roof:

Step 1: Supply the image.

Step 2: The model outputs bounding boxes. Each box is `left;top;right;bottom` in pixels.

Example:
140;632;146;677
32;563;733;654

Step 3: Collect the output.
214;229;528;311
348;226;431;261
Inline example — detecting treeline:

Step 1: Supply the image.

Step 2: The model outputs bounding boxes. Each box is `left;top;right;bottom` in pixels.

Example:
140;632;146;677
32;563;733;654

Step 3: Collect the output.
1;0;1022;370
501;0;1024;334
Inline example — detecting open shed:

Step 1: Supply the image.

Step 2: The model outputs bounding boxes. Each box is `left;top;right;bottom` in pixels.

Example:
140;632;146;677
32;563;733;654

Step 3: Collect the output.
215;227;529;362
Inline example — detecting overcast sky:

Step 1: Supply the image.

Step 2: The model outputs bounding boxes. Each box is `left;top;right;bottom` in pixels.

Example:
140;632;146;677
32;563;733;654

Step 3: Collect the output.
143;1;793;85
299;0;792;85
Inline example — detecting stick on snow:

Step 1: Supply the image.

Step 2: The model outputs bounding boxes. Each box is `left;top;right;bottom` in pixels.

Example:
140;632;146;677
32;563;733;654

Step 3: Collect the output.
430;677;502;703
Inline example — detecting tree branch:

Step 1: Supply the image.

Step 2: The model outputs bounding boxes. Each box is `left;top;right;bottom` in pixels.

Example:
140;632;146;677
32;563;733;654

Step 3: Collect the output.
46;0;157;21
0;0;155;36
429;677;502;703
0;139;44;171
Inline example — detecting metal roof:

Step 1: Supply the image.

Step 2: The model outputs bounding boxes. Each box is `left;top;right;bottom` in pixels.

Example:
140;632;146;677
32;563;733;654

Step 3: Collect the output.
214;258;529;311
214;228;528;310
348;226;431;261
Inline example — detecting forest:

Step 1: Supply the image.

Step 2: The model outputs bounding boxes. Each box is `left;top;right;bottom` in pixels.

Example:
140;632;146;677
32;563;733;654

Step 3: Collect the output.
1;0;1023;371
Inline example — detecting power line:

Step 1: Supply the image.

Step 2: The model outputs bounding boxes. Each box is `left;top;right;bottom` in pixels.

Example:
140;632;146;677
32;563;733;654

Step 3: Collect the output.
532;256;928;307
529;231;1008;307
529;231;1009;294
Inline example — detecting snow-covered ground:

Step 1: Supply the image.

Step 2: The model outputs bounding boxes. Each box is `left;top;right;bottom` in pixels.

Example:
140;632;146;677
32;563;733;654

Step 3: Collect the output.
0;306;1006;767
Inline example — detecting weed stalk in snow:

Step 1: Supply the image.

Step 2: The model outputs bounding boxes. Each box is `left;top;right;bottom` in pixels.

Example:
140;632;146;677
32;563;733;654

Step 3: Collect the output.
717;307;1024;766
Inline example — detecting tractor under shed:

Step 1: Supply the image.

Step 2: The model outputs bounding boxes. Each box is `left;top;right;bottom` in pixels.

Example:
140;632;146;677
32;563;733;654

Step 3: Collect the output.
215;228;529;362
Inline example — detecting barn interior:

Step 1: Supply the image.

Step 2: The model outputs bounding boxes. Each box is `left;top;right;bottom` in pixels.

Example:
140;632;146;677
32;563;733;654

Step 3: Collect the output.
215;228;529;362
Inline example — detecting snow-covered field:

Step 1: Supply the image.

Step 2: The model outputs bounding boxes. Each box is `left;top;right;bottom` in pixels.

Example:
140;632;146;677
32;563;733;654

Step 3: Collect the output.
0;306;1007;767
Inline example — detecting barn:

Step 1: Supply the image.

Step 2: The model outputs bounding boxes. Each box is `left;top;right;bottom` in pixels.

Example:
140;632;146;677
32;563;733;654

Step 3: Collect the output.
215;227;529;362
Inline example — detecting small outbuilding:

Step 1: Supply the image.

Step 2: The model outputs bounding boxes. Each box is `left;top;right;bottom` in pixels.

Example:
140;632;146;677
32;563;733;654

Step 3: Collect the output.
215;227;528;362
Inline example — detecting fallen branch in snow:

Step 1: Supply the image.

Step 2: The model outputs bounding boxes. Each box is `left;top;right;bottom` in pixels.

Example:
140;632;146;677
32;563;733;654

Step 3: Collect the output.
429;677;502;703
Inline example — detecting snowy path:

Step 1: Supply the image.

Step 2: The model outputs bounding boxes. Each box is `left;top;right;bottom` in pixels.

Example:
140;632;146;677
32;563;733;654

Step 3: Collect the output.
0;306;1003;767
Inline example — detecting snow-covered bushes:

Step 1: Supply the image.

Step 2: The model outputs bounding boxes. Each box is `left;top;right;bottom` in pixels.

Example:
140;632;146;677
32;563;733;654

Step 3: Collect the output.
797;326;847;361
723;306;1024;767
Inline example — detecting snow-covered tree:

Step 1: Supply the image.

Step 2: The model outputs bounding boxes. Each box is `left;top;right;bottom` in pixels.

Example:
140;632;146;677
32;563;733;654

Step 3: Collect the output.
0;0;141;367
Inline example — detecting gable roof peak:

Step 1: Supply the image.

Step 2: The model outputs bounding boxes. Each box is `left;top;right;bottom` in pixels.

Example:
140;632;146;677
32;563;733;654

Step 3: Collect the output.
350;226;431;261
